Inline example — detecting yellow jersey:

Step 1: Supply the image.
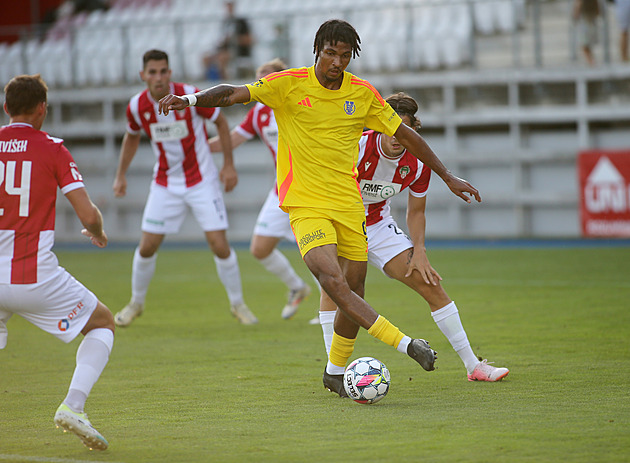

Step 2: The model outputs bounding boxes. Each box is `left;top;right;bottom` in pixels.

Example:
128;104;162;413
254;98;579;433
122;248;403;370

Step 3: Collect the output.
246;66;402;212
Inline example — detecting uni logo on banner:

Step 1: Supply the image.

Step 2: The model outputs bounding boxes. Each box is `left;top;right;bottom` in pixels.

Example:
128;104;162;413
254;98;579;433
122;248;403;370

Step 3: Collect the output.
585;157;629;213
579;150;630;237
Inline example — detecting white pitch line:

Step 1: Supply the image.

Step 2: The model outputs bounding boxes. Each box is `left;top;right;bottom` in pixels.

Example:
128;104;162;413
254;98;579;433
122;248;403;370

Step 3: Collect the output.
0;454;125;463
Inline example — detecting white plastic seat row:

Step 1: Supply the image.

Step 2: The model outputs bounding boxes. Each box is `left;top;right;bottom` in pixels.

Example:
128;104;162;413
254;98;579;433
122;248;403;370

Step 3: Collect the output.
473;0;526;35
408;0;473;70
1;0;494;88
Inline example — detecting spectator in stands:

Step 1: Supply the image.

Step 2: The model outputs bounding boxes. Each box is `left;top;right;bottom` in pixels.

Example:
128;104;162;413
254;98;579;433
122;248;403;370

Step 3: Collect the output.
614;0;630;61
573;0;601;66
203;1;253;80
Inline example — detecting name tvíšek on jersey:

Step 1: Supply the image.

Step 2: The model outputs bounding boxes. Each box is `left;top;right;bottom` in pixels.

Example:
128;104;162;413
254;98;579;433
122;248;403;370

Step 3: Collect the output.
0;139;28;153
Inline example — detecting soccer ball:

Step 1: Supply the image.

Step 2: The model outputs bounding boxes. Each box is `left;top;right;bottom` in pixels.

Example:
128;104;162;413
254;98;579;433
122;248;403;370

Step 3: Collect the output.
343;357;391;404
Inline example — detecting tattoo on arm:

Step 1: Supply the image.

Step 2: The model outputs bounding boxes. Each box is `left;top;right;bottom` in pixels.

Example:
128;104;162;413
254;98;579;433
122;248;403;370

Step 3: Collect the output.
197;85;236;107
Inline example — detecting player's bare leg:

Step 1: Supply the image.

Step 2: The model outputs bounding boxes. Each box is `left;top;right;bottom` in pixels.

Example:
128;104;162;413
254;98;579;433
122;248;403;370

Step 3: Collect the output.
55;302;114;450
251;234;310;319
115;232;164;327
304;246;377;329
205;230;257;324
384;248;508;381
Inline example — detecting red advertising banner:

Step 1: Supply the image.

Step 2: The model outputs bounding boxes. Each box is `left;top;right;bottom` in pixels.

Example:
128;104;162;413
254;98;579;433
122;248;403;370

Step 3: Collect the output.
578;150;630;237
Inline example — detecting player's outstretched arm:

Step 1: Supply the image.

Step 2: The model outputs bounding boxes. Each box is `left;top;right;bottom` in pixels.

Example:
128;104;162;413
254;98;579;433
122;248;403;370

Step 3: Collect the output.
395;124;481;203
66;188;108;248
158;85;251;115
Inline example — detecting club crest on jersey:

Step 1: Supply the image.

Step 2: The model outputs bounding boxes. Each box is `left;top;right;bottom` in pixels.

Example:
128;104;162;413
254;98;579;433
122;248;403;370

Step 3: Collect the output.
344;101;356;115
144;111;152;121
399;165;410;179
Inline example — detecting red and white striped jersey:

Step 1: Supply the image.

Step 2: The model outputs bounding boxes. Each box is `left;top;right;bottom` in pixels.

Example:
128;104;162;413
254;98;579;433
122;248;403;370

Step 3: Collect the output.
357;130;431;226
0;123;85;284
235;102;279;166
126;82;220;192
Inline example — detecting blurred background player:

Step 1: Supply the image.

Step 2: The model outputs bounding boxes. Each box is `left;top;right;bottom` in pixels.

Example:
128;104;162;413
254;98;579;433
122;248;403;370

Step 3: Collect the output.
208;58;311;319
157;19;482;398
317;92;509;382
113;49;257;326
0;74;114;449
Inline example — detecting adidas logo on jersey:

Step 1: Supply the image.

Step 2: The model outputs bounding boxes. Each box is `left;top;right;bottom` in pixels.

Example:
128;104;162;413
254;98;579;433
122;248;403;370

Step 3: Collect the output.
298;97;312;107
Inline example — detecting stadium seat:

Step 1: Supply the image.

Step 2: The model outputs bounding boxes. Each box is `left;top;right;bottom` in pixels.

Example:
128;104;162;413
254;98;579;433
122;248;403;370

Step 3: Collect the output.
0;43;9;83
495;0;526;32
377;8;407;71
2;42;26;85
442;0;473;68
34;40;56;87
24;39;41;76
409;2;439;70
422;4;447;69
50;39;74;88
249;17;277;68
289;15;322;68
473;0;497;35
351;10;382;73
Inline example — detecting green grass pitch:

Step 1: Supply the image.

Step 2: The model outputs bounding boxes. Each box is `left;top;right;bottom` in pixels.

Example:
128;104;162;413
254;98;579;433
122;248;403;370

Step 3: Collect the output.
1;244;629;462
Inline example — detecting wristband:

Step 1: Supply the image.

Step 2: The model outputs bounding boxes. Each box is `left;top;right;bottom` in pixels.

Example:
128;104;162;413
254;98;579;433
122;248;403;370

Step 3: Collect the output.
184;94;197;106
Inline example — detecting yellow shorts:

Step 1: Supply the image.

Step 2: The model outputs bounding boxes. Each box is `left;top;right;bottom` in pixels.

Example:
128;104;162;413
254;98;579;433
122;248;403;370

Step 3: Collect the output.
288;206;367;261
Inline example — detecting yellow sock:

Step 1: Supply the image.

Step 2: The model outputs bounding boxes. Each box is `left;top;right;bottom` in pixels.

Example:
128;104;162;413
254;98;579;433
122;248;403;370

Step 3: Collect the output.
367;316;405;348
329;332;356;368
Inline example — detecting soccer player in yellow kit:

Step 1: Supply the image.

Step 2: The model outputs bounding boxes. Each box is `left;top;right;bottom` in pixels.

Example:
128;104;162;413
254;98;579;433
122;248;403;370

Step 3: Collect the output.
158;19;481;397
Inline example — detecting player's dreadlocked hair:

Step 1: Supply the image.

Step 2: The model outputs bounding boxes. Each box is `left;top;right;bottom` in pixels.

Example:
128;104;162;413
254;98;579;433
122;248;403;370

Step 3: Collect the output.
386;92;422;133
313;19;361;63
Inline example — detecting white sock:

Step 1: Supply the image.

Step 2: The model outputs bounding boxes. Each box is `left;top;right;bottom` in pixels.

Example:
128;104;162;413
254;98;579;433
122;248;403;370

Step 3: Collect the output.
319;310;336;356
214;248;244;306
326;362;346;375
431;301;479;374
131;247;156;305
258;249;305;290
396;335;412;354
64;328;114;413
